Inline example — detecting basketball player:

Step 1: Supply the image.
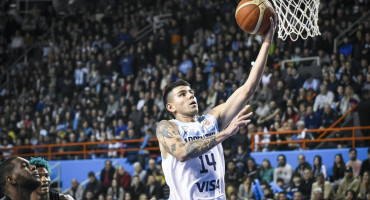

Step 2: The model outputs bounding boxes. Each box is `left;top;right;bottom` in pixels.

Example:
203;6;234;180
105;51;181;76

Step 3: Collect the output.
156;17;276;199
29;157;73;200
0;156;41;200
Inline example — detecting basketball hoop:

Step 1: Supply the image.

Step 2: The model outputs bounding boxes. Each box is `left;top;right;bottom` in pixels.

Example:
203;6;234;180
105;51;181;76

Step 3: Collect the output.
270;0;321;41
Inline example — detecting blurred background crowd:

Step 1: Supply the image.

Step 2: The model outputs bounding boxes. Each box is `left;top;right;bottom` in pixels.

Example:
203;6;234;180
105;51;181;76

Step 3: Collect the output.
0;0;370;199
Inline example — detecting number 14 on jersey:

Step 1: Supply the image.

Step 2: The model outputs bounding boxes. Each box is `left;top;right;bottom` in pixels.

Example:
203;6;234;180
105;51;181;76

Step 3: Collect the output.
199;153;217;173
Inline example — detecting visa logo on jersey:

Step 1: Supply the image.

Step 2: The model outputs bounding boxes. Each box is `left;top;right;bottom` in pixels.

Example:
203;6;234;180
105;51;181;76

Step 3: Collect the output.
196;179;220;192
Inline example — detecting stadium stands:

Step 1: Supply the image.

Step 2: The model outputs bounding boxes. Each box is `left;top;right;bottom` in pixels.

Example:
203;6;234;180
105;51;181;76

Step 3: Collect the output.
1;0;370;199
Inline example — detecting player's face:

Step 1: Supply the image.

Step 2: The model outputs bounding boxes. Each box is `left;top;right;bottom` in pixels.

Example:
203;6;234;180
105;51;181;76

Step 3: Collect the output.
11;157;41;191
34;167;51;196
168;86;198;117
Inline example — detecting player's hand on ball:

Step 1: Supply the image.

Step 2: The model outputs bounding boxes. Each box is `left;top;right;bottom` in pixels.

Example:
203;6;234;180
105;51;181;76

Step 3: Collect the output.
262;13;277;44
226;104;252;136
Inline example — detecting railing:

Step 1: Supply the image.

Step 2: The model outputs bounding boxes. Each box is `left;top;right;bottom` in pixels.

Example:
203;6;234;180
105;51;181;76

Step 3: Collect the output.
2;127;368;157
317;104;357;140
280;56;320;70
251;126;370;152
112;13;172;52
0;138;160;160
50;162;61;190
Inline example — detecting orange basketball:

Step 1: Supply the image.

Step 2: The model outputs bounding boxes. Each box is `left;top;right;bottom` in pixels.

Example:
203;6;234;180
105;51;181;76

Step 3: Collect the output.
235;0;275;34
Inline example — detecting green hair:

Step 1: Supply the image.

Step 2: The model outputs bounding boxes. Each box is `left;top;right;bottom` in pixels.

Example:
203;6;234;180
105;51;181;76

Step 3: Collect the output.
29;157;52;175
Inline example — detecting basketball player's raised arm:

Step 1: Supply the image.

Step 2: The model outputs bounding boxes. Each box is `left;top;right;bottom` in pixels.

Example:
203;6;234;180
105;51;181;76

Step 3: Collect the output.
156;105;252;162
209;17;276;131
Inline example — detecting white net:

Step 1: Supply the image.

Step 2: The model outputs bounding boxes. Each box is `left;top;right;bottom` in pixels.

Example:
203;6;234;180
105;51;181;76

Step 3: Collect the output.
270;0;321;41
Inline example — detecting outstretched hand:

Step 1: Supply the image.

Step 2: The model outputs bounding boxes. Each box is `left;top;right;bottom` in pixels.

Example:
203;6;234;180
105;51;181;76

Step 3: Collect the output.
262;13;277;44
225;105;253;136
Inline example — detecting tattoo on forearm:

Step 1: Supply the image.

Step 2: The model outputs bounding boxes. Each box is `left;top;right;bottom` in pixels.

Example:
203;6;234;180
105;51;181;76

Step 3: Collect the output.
185;135;217;159
171;144;176;152
157;121;219;160
157;121;177;153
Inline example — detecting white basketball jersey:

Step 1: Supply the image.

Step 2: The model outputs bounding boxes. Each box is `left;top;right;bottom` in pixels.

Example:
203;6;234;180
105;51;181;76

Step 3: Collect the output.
162;114;226;200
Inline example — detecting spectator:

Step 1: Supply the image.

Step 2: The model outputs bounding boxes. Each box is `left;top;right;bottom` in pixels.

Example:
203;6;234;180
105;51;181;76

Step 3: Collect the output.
119;50;134;77
295;154;312;176
319;104;338;128
301;168;314;200
123;129;140;163
225;160;244;193
178;54;193;74
311;188;324;200
287;173;303;198
64;179;84;200
84;191;94;200
83;172;101;200
114;165;131;191
304;105;321;130
146;159;158;177
255;98;270;120
123;192;132;200
339;37;353;57
66;133;82;160
132;162;147;184
9;31;24;51
237;175;255;200
257;100;281;127
303;74;320;92
327;73;340;94
345;190;357;200
138;193;148;200
145;175;161;200
281;106;299;125
293;191;303;200
358;171;370;200
129;175;145;200
312;155;327;179
100;160;115;195
105;95;119;119
233;144;248;170
274;155;293;187
278;192;289;200
360;148;370;177
106;179;125;200
290;67;306;94
336;166;360;200
313;85;334;112
0;139;14;158
259;158;274;183
245;157;259;180
310;173;335;200
347;148;363;178
339;86;360;116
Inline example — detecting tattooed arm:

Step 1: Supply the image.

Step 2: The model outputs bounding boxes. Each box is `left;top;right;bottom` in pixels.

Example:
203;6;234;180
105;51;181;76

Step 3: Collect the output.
156;105;252;162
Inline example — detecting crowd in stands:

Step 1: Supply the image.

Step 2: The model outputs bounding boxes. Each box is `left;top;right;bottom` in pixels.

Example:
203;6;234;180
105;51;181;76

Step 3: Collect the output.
62;159;169;200
0;0;369;158
0;0;370;199
60;148;370;200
